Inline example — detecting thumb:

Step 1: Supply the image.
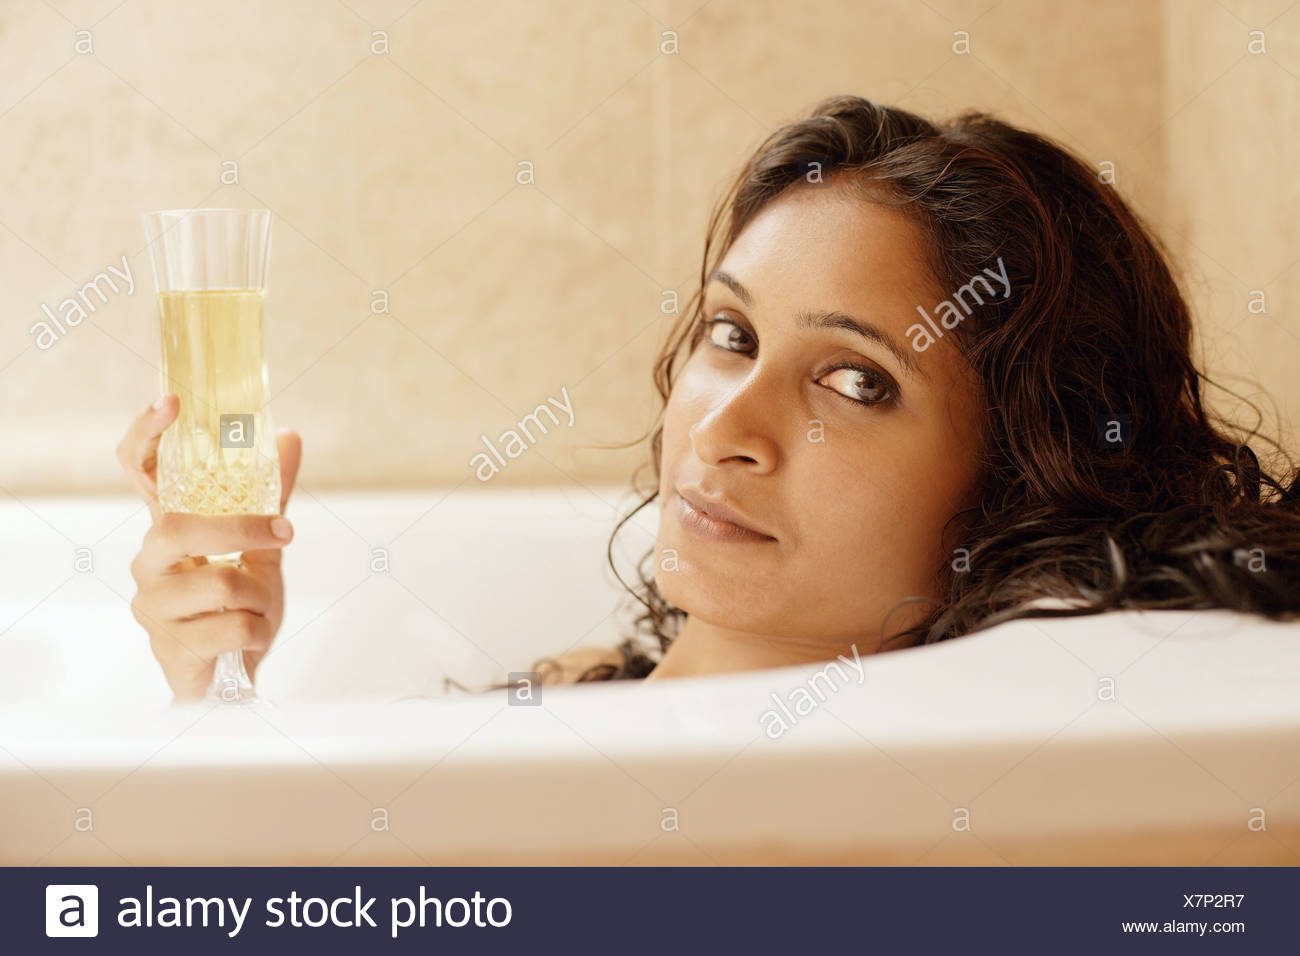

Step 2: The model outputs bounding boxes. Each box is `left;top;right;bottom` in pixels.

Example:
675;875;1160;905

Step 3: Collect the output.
276;428;303;514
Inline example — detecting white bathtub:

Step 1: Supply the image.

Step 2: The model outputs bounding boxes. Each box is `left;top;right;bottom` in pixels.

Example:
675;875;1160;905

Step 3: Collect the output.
2;488;1299;865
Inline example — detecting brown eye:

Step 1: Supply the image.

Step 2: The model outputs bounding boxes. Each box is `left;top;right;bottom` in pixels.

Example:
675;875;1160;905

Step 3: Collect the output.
819;365;893;406
703;316;755;354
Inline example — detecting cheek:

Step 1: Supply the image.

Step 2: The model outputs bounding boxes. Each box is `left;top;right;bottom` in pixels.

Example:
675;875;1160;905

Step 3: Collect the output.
657;393;688;489
792;425;972;582
796;449;903;564
659;359;712;467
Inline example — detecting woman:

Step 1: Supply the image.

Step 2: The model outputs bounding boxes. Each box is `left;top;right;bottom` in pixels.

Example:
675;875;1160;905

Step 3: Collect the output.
117;95;1300;699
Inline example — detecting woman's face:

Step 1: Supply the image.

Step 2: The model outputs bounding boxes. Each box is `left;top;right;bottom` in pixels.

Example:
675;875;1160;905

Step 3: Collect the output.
656;179;986;652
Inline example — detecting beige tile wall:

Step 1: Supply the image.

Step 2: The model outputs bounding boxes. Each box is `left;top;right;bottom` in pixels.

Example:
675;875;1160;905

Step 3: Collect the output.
1;0;1295;495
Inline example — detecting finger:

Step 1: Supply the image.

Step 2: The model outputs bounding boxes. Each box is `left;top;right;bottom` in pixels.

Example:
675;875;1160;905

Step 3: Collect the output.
160;610;273;657
276;428;302;514
115;394;178;516
241;427;304;570
138;562;273;621
145;612;273;698
133;513;293;579
133;597;272;658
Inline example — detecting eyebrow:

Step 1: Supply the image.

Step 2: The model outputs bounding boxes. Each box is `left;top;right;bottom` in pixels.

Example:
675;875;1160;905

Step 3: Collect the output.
706;270;924;381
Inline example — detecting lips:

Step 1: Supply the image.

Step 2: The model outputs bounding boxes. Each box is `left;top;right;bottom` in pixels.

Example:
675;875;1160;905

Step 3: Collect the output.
674;485;776;542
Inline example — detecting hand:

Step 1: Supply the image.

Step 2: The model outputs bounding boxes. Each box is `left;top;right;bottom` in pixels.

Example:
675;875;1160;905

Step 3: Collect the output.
115;394;303;699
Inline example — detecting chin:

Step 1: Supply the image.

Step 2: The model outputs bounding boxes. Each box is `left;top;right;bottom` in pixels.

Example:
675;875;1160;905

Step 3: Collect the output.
655;563;761;624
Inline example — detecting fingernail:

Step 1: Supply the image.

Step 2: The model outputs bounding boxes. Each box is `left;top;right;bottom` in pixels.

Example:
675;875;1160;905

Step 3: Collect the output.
271;517;293;540
152;394;169;411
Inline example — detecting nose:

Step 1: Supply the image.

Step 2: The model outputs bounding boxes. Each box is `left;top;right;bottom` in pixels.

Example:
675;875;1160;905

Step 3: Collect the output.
687;373;780;474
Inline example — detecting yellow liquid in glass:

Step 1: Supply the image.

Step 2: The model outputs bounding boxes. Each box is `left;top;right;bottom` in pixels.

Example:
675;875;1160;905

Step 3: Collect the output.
156;289;280;516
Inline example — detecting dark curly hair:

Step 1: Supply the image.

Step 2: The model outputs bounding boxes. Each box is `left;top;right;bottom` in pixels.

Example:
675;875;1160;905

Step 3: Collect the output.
471;93;1300;691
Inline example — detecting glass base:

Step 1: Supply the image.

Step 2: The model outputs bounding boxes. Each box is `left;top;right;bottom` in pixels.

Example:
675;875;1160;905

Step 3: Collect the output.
205;647;257;704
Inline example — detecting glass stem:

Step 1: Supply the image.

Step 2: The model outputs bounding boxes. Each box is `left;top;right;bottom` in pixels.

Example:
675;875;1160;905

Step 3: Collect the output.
203;552;257;704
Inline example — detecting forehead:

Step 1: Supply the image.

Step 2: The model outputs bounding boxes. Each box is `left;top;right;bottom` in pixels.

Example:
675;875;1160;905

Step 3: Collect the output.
712;181;984;410
716;181;942;315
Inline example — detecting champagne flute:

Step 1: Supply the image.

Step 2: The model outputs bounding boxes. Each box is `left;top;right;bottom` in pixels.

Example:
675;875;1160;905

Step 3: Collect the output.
141;208;281;704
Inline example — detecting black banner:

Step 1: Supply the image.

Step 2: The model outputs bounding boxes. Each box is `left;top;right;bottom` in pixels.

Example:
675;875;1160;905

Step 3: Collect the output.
8;865;1296;952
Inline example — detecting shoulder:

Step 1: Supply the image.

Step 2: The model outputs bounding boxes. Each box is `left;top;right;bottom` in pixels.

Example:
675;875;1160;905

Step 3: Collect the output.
536;646;627;685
